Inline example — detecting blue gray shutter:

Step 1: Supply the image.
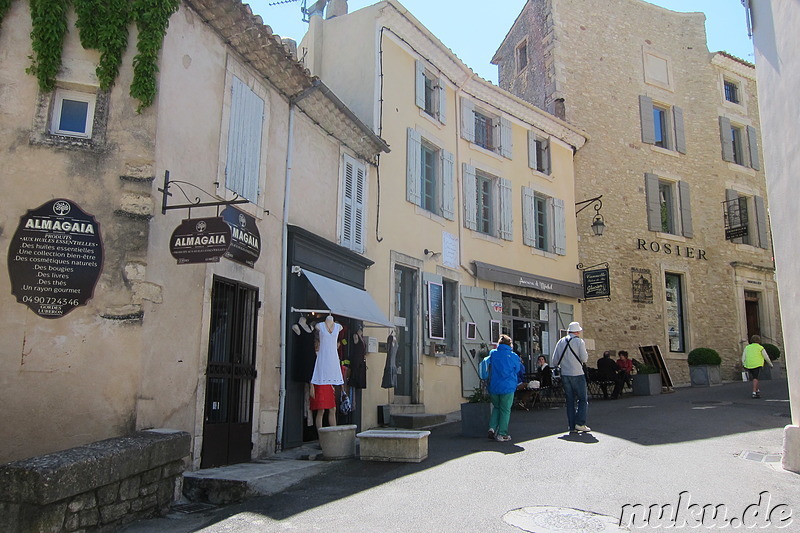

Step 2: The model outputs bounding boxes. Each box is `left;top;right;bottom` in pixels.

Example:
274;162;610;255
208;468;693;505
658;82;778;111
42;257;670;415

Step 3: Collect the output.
527;130;537;170
407;128;422;206
553;197;566;255
678;181;693;238
673;106;686;154
438;78;447;124
461;99;475;143
463;163;477;231
754;195;769;249
500;116;513;159
441;149;455;220
639;95;655;144
415;60;425;109
227;76;264;202
719;116;734;162
522;186;535;247
747;125;760;170
499;177;513;240
460;285;503;396
645;173;661;231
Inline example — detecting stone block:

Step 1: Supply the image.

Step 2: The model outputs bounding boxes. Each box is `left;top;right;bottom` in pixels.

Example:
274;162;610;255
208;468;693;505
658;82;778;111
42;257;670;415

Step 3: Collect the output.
78;508;99;528
356;430;430;463
783;425;800;474
99;501;130;523
139;483;158;497
96;483;119;506
67;492;97;512
318;425;357;459
141;467;161;486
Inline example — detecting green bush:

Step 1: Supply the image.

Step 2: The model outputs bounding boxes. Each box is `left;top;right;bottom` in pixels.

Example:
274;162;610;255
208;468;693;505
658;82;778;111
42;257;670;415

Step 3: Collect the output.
467;387;490;403
687;347;721;366
762;343;781;361
637;364;660;374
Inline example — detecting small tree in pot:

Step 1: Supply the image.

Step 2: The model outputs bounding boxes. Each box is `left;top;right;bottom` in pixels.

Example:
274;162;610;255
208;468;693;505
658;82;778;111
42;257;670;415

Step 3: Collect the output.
688;347;722;386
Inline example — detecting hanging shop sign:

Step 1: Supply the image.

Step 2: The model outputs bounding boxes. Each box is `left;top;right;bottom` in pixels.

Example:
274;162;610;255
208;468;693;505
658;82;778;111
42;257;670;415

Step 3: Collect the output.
169;217;231;264
581;266;610;301
221;206;261;268
7;199;103;319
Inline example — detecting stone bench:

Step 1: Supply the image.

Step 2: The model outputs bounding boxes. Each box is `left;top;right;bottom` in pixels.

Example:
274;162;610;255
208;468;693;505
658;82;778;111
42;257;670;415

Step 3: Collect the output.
356;429;430;463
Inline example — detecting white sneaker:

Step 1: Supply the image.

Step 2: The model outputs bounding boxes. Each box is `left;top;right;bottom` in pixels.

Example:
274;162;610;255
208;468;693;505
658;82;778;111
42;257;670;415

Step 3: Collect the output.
574;424;592;432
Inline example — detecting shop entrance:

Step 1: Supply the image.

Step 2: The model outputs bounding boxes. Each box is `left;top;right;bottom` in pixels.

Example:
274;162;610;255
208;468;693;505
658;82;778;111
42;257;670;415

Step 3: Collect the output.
201;277;259;469
502;294;547;374
745;290;761;340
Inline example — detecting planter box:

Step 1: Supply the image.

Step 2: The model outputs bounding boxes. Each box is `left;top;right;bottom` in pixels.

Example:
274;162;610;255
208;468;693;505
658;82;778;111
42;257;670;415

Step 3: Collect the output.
632;373;662;395
760;362;781;380
460;402;491;437
689;364;722;387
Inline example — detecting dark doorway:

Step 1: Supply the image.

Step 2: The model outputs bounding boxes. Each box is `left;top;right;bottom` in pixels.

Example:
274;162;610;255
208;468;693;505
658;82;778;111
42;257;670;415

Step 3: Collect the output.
745;290;761;341
394;265;416;401
201;277;259;469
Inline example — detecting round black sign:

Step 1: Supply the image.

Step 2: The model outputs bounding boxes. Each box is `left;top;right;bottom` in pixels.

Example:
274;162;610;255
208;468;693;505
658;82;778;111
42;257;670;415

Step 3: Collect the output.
169;217;232;264
222;206;261;268
7;199;104;319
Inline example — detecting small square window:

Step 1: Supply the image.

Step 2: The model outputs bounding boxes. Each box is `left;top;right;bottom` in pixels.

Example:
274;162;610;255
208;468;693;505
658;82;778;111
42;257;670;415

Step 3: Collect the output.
724;80;739;104
516;41;528;73
50;89;96;138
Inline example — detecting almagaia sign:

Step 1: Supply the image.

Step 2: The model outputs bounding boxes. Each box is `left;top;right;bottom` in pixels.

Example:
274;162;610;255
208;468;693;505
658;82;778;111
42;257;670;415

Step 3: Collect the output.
7;199;103;318
169;217;231;264
221;206;261;267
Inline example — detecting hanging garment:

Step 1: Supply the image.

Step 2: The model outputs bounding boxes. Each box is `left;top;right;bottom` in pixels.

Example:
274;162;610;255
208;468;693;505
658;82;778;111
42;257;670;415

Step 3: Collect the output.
350;335;368;389
292;322;316;382
382;332;398;389
311;321;344;385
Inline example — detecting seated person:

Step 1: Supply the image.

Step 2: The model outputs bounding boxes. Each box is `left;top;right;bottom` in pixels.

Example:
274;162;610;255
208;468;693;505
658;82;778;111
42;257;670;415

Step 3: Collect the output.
534;355;553;388
597;350;624;399
616;350;633;388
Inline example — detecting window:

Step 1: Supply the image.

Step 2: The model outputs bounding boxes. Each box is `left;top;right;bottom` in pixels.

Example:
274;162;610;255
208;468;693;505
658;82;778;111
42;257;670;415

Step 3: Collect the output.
340;155;367;253
664;273;686;353
528;131;551;174
463;164;512;240
406;129;455;220
423;274;457;357
415;60;446;123
522;186;566;255
50;89;96;139
460;99;512;158
226;76;265;202
645;173;693;237
725;189;769;249
719;117;760;170
724;80;739;104
639;95;686;153
516;41;528;73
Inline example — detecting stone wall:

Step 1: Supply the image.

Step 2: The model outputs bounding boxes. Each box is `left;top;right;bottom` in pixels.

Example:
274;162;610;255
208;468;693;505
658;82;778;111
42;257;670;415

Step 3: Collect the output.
0;430;190;532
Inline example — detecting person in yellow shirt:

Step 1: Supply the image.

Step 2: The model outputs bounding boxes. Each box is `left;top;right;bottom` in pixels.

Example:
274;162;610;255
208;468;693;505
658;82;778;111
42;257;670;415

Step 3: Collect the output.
742;335;773;399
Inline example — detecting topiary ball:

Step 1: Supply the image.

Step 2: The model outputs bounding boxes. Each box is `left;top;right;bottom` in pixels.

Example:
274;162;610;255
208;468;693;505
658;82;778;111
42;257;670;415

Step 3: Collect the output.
762;343;781;361
687;347;722;366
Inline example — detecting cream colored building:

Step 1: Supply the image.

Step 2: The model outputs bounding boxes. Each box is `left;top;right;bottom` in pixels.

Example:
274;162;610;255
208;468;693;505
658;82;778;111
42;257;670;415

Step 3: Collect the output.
0;0;387;466
299;0;587;426
749;0;800;473
493;0;782;384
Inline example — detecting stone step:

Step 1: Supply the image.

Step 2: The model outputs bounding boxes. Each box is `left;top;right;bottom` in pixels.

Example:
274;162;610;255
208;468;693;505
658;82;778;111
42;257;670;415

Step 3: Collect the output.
389;403;426;415
389;413;447;429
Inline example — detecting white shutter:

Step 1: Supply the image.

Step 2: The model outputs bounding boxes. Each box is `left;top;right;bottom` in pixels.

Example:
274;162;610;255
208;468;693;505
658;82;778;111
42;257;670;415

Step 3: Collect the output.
678;181;693;238
719;116;734;162
415;60;425;109
522;186;535;247
341;156;367;253
461;99;475;143
527;130;537;170
341;157;355;250
553;197;566;255
645;173;661;231
499;177;513;240
500;116;513;159
463;163;477;231
353;160;366;253
406;128;422;206
441;149;455;220
438;78;447;124
227;76;264;202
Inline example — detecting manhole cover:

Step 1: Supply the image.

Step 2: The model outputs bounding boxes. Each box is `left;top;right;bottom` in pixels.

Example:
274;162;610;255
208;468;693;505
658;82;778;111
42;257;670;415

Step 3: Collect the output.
171;502;216;514
504;506;629;532
740;450;782;463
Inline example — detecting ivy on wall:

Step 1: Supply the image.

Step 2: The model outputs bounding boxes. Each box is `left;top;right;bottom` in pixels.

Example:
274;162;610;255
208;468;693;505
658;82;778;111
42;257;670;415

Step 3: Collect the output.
1;0;180;111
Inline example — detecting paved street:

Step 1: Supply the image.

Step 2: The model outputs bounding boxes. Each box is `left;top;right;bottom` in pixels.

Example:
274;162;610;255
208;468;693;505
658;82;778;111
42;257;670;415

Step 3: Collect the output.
124;378;796;532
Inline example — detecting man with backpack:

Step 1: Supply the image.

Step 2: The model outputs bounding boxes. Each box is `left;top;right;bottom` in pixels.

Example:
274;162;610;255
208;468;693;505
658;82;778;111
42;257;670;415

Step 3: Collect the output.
552;322;591;433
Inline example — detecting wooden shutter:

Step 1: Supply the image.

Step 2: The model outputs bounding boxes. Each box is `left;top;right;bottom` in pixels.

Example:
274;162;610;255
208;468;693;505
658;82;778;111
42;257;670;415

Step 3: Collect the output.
639;95;655;144
719;116;734;162
678;181;693;238
441;149;455;220
415;60;425;109
406;128;422;206
527;130;537;170
438;78;447;124
460;285;503;396
673;106;686;154
227;76;264;202
645;173;661;231
553;197;566;255
463;163;477;231
499;177;513;240
461;98;475;143
500;117;513;159
754;195;769;249
747;126;760;170
522;186;535;247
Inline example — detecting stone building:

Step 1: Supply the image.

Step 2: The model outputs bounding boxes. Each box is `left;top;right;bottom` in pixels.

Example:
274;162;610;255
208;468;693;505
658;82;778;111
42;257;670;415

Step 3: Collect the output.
0;0;387;467
493;0;782;383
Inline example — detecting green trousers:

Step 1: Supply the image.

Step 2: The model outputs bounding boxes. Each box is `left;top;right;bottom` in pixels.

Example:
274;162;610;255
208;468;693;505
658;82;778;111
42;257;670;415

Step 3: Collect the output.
489;392;515;436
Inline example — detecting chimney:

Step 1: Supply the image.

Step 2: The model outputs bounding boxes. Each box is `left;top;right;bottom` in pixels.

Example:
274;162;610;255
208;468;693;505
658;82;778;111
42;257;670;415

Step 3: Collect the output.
282;38;298;60
326;0;348;19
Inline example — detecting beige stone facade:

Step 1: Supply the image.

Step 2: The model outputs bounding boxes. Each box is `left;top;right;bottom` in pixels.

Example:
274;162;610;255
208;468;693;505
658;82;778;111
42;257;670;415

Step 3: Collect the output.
493;0;782;383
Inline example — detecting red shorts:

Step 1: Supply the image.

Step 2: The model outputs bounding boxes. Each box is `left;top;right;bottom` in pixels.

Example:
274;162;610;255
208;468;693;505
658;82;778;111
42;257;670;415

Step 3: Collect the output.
310;384;335;410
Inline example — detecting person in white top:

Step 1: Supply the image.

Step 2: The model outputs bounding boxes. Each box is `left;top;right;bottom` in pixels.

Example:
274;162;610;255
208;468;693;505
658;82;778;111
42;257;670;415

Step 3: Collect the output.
551;321;591;433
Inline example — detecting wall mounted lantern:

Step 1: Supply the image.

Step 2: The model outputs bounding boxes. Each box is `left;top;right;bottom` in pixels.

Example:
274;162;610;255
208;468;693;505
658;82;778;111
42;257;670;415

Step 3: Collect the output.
576;195;605;236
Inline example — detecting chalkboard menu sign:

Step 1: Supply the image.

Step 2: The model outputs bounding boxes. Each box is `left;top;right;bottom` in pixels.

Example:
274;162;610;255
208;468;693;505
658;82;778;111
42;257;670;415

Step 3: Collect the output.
427;281;444;339
221;206;261;268
169;217;231;264
582;267;610;300
7;199;103;319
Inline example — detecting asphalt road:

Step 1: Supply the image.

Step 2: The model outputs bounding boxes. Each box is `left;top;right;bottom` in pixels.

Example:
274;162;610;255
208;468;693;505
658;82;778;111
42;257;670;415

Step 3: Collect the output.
124;378;796;532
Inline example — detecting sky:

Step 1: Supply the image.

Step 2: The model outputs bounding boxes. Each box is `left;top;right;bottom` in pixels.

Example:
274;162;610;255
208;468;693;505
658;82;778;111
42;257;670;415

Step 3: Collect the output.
248;0;754;84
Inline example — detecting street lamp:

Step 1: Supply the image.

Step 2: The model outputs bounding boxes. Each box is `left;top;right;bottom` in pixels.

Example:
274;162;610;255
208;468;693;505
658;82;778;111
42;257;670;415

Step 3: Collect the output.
576;195;605;236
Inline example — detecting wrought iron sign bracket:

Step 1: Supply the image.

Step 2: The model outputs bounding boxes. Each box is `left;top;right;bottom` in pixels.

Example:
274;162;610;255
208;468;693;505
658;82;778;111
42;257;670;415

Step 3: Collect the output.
158;170;249;216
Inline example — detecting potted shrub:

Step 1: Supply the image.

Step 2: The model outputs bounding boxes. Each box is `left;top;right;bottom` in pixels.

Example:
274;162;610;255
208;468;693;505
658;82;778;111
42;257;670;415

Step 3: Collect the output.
461;386;491;437
760;343;782;380
687;347;722;386
632;364;662;396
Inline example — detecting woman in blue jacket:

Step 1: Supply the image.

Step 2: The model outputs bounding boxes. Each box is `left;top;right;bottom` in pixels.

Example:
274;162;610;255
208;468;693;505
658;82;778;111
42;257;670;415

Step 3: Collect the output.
480;334;524;442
